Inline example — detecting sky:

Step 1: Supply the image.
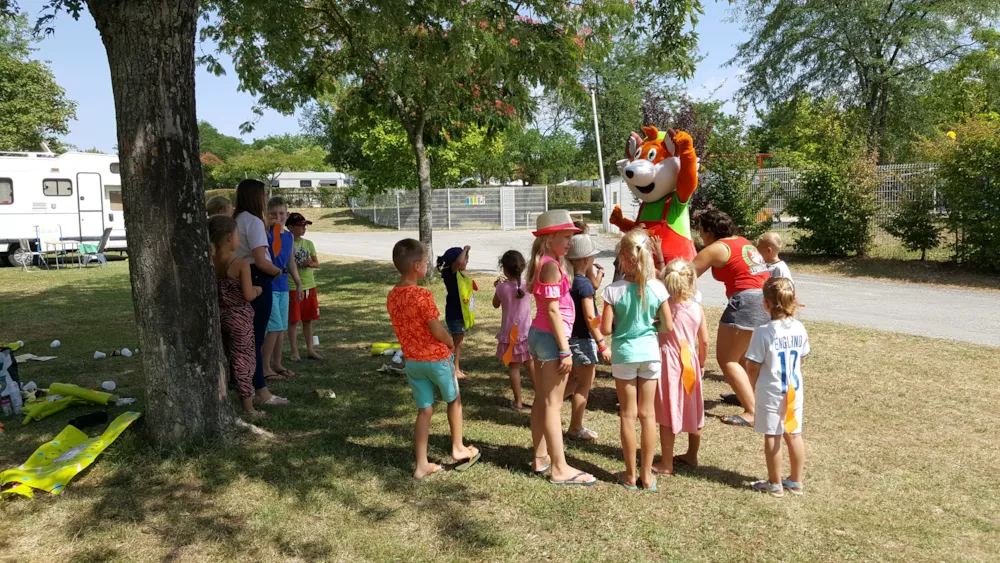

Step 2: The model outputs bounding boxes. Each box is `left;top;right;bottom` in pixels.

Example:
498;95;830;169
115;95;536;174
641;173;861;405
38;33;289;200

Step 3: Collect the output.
22;1;749;153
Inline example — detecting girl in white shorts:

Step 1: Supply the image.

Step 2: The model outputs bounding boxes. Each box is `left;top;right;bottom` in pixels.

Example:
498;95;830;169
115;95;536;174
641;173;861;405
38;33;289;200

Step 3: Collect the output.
745;277;809;497
601;228;673;492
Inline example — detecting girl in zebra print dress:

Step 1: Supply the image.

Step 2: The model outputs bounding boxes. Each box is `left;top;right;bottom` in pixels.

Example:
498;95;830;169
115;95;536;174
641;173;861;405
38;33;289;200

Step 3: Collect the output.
210;214;264;418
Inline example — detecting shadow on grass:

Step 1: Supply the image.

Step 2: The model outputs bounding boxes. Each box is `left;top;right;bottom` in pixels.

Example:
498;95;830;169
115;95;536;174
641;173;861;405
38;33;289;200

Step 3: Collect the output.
309;207;397;232
1;258;517;559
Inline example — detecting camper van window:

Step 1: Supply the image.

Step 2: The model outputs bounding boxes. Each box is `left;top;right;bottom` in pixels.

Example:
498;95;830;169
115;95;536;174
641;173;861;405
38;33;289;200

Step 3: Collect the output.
108;189;123;211
0;178;12;205
319;180;336;187
299;180;313;187
43;179;73;197
110;162;120;174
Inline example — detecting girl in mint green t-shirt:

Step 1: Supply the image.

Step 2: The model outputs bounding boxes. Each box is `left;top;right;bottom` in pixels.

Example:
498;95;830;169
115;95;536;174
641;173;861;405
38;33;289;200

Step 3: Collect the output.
600;228;673;492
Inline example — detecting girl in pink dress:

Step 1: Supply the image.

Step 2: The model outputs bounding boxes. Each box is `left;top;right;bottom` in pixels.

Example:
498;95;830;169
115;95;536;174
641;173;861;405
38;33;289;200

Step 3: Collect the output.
492;250;536;409
654;259;710;475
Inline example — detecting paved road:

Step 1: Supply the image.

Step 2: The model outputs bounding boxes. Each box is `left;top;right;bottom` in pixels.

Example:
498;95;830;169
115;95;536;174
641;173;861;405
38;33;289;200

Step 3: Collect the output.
311;230;999;347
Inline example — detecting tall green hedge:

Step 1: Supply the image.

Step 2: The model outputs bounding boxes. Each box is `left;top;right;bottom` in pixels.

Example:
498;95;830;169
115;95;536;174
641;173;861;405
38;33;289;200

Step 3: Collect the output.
547;185;592;205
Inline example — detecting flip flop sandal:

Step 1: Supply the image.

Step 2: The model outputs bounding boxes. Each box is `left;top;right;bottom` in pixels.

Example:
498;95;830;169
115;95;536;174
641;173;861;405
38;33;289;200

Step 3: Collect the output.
568;428;598;441
453;448;481;472
639;478;658;492
532;464;551;476
550;471;597;487
722;414;753;427
615;472;638;491
651;467;674;476
255;395;289;406
277;369;296;379
781;478;804;495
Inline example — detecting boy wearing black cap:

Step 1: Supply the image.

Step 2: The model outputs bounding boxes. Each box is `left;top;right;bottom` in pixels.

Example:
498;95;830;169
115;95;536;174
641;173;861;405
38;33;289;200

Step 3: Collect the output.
286;212;322;361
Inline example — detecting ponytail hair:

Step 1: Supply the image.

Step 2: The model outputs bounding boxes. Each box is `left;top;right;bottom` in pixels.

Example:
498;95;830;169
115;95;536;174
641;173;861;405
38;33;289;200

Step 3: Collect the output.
763;277;798;319
662;259;697;302
499;250;527;299
616;227;656;307
435;255;448;272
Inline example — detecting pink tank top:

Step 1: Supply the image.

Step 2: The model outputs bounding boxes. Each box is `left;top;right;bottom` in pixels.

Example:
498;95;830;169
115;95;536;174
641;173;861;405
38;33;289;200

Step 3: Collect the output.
530;255;575;335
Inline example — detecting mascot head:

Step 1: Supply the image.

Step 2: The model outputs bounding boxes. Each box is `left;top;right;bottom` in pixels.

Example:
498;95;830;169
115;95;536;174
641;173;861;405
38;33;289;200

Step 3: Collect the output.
616;125;680;204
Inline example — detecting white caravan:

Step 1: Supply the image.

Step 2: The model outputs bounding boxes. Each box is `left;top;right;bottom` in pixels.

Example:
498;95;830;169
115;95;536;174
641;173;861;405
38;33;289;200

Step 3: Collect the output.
269;171;354;188
0;151;127;266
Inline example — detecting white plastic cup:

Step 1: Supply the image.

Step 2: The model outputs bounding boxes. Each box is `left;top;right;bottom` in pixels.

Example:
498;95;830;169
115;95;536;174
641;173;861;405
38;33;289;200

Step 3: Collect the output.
94;351;106;360
17;341;24;348
22;381;37;393
121;348;133;358
102;381;116;391
312;336;320;346
50;340;61;348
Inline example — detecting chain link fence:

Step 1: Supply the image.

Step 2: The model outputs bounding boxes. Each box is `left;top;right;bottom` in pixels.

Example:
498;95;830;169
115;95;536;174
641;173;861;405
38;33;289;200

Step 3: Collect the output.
350;186;549;230
616;163;940;247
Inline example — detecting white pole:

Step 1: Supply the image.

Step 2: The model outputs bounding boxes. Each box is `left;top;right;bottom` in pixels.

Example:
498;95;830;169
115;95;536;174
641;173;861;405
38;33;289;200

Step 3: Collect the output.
396;192;401;230
447;188;452;230
590;85;609;232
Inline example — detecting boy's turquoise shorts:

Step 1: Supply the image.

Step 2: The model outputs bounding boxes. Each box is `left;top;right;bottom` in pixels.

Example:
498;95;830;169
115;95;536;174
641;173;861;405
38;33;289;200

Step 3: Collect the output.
406;356;458;409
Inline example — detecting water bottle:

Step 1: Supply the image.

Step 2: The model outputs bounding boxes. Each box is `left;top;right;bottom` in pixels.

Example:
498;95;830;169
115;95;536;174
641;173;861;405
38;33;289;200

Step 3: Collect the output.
1;398;10;417
6;380;21;414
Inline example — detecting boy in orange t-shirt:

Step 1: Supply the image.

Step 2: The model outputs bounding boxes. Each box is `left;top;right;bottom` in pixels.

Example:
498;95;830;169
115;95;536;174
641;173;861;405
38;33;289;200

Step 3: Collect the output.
386;239;481;478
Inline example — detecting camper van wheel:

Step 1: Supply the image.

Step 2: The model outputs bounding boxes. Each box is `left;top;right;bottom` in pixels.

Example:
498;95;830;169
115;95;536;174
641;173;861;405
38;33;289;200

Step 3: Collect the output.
6;243;33;268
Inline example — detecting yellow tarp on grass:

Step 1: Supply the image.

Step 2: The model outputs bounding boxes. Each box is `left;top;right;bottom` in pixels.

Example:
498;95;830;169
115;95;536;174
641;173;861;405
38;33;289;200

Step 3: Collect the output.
0;411;141;498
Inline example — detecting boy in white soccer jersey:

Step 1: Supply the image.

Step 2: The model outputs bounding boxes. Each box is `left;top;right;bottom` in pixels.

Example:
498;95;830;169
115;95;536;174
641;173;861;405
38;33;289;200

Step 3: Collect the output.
745;277;809;497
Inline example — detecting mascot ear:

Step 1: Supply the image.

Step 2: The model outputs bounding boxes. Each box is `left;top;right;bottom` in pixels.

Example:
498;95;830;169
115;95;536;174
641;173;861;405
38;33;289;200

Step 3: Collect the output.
626;132;642;160
642;126;660;141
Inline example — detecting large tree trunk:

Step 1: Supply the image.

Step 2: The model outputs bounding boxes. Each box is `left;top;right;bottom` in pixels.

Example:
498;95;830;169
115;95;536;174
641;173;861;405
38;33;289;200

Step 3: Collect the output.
88;0;235;446
409;115;435;276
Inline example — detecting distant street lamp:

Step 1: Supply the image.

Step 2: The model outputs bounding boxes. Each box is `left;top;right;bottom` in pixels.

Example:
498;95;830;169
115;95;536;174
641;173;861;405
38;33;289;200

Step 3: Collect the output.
588;84;610;232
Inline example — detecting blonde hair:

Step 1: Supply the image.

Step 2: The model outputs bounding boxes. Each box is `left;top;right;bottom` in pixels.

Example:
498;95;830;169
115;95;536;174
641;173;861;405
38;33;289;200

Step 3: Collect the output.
662;259;697;302
616;227;656;307
525;234;568;292
206;195;233;216
758;231;783;251
763;277;798;319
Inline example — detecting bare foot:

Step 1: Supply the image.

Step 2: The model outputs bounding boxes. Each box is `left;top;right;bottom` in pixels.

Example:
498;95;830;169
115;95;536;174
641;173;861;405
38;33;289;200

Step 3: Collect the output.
273;364;295;378
451;444;479;462
652;462;674;476
455;370;469;380
290;353;301;361
673;453;698;468
512;400;523;410
307;350;324;360
414;462;443;479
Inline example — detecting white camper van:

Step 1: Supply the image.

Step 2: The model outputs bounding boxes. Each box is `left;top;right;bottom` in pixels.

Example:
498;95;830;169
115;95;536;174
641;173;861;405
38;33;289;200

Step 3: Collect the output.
0;151;127;266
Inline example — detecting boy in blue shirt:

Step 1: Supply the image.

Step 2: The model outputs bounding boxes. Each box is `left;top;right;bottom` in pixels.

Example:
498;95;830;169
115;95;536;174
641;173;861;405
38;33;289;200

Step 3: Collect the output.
263;197;303;380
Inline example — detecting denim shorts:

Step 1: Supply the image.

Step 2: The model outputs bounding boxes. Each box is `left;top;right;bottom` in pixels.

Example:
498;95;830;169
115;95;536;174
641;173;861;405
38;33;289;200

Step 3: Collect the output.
569;337;598;366
267;291;289;332
405;356;459;409
720;289;770;331
446;318;466;335
528;326;562;362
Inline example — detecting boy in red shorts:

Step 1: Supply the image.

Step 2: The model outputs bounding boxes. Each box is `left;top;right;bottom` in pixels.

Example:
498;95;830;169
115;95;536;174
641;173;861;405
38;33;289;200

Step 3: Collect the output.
286;213;323;360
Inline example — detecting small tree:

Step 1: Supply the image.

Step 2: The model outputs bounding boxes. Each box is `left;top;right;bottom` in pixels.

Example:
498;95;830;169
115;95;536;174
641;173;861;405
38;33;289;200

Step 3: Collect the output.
785;153;878;257
885;181;943;260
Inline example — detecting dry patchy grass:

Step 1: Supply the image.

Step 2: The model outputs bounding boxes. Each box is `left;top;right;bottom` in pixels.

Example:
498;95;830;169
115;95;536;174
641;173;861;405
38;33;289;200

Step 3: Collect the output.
0;258;997;562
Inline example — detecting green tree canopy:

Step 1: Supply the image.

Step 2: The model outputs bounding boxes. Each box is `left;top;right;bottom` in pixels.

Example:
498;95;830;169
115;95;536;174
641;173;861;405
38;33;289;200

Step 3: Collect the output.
201;0;703;269
730;0;1000;159
197;121;246;160
0;13;76;151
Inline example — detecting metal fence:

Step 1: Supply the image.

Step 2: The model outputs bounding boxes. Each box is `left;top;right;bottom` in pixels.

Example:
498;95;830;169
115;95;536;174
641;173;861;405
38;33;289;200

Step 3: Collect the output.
615;163;940;245
349;186;549;230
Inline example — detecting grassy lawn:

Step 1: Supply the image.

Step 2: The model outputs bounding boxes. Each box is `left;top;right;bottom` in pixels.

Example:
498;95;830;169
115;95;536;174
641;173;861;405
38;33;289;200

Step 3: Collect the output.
3;257;996;562
288;207;397;233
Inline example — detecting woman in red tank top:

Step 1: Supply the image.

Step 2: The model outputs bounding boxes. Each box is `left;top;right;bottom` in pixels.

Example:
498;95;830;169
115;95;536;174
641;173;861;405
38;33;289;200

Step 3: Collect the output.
692;209;771;428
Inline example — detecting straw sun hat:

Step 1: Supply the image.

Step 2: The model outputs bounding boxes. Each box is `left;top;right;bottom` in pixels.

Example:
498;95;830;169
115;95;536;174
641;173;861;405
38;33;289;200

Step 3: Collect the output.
533;209;582;237
566;232;600;260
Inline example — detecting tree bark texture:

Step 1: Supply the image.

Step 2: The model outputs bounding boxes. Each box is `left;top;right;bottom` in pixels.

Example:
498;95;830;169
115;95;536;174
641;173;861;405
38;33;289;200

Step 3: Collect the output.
409;116;435;276
88;0;235;446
